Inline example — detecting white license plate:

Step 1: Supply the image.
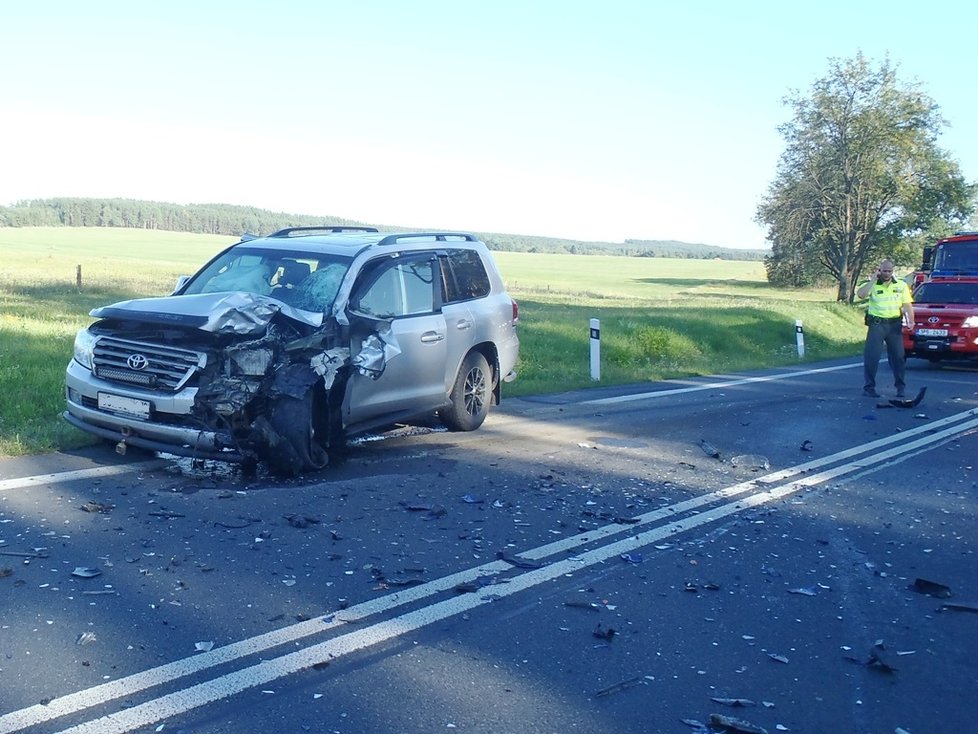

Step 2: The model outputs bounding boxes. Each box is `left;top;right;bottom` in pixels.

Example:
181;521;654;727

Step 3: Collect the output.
916;328;948;337
98;392;151;419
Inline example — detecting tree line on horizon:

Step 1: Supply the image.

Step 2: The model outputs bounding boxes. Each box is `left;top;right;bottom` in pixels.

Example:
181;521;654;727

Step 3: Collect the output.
0;197;768;261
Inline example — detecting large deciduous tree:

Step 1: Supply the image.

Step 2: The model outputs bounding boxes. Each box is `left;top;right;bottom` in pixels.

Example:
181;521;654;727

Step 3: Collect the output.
757;53;975;302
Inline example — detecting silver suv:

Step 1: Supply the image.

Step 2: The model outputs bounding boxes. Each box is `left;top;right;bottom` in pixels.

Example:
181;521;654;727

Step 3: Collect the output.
64;227;519;476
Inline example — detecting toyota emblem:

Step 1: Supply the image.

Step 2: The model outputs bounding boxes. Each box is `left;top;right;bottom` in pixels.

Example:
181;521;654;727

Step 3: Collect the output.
927;316;940;324
127;354;149;370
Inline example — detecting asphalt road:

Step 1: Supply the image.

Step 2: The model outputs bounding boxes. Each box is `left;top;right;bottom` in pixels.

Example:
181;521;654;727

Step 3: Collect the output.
1;358;976;734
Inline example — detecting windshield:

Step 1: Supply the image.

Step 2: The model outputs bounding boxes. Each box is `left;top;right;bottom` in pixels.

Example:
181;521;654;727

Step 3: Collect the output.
181;247;353;312
914;282;978;305
933;242;978;273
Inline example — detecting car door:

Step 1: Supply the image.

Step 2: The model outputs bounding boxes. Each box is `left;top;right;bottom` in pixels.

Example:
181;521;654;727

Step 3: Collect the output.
343;253;448;427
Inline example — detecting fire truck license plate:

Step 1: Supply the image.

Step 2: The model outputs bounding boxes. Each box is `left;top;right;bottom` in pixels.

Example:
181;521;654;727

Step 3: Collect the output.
917;328;948;337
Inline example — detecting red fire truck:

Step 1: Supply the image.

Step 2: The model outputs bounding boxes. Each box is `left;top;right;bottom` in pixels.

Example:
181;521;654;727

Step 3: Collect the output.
904;231;978;362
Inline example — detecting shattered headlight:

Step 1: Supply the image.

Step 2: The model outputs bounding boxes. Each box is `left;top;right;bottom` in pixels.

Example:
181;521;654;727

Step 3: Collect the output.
73;329;98;370
962;316;978;328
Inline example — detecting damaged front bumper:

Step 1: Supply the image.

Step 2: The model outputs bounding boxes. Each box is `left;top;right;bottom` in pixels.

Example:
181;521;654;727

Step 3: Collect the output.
64;360;245;462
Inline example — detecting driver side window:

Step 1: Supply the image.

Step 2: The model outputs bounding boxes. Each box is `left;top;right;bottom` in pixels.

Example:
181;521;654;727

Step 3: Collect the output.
357;259;434;317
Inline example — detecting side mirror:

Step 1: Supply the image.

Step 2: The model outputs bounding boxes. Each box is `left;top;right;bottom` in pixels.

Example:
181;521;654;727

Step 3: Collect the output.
172;275;191;295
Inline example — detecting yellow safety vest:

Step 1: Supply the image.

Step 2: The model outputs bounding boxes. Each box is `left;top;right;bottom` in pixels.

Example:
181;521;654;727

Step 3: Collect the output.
864;278;912;318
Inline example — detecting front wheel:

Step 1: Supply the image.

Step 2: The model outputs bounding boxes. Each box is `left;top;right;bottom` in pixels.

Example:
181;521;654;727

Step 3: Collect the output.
261;387;330;477
440;351;491;432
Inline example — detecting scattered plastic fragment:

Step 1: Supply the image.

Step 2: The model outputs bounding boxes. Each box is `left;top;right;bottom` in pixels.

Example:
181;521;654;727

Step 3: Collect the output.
889;387;927;409
711;697;755;707
910;578;951;598
284;514;320;528
788;586;816;596
564;600;602;611
939;602;978;613
79;501;113;513
620;553;643;564
497;552;543;569
768;653;789;664
699;439;721;459
730;454;771;471
595;675;645;696
76;631;97;646
709;712;768;734
460;494;484;504
593;623;616;641
195;641;214;652
71;567;102;579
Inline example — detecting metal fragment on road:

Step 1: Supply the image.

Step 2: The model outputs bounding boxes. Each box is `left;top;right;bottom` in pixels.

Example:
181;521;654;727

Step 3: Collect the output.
76;631;97;646
911;577;952;598
71;567;102;579
709;712;769;734
711;697;756;707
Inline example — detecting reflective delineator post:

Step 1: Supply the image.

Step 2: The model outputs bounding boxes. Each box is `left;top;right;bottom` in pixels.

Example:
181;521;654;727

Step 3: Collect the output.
795;319;805;358
590;318;601;380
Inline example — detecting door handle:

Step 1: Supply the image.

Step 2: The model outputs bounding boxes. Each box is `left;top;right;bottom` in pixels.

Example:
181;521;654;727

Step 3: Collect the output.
421;331;445;343
455;319;473;330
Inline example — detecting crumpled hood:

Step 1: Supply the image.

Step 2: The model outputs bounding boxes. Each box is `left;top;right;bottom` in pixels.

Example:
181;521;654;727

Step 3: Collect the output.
89;292;324;334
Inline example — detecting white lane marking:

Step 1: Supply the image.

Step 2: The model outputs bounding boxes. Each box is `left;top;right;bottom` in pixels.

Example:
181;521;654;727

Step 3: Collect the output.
0;461;166;493
584;362;859;404
45;412;978;734
3;408;976;734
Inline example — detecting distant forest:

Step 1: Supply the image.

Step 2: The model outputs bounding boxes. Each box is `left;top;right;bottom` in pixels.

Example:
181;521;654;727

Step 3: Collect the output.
0;197;768;261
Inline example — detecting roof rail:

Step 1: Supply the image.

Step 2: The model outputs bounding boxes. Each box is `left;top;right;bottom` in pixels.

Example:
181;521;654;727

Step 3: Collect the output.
376;232;478;246
269;226;380;237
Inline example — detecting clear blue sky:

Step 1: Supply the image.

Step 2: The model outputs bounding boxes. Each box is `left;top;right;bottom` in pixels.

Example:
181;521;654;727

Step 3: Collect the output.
1;1;974;248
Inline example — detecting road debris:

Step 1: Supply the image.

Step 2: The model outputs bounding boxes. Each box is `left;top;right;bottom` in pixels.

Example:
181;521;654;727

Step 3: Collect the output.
910;577;952;598
800;440;813;451
787;586;817;596
767;653;789;664
709;712;769;733
620;553;643;564
195;641;214;652
939;602;978;613
595;675;647;697
730;454;771;471
889;386;927;408
79;500;113;513
284;513;321;528
76;631;97;646
592;623;616;641
497;552;544;569
711;697;755;707
71;567;102;579
699;439;722;459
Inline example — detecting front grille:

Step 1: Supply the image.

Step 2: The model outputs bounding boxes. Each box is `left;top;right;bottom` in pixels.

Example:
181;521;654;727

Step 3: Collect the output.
93;336;206;392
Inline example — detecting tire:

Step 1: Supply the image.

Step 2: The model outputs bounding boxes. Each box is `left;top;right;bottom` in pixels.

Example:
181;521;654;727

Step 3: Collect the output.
263;387;330;477
440;351;491;432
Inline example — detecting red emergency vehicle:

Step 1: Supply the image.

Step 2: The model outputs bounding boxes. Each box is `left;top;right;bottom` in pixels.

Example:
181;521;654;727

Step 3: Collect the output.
904;231;978;362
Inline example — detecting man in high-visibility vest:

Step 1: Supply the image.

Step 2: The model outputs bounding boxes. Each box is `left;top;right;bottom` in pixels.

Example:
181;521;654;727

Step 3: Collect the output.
855;259;914;398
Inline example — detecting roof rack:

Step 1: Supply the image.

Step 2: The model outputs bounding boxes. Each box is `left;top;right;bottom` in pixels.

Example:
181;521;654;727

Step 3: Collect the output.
376;232;477;246
269;226;380;237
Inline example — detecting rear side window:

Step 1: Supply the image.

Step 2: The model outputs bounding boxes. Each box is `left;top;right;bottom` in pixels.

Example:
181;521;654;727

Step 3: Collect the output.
440;249;490;303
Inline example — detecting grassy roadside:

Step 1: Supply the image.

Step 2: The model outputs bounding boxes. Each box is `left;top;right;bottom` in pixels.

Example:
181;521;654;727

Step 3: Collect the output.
0;228;866;456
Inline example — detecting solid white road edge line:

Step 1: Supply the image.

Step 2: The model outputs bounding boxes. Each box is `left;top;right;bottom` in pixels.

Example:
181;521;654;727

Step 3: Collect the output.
584;362;859;404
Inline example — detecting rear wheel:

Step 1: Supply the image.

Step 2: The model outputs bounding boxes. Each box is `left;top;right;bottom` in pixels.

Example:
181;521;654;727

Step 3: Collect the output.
263;387;330;477
440;351;491;432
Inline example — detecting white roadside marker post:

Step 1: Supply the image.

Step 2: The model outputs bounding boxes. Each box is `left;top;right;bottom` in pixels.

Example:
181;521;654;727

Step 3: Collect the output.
590;318;601;380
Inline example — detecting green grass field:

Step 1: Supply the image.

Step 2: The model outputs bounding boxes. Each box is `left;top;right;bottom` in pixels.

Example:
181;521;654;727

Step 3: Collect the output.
0;227;866;456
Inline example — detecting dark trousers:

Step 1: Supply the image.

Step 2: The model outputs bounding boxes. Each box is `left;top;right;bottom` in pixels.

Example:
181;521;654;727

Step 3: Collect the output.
863;319;906;391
